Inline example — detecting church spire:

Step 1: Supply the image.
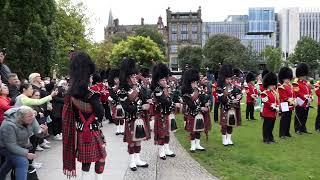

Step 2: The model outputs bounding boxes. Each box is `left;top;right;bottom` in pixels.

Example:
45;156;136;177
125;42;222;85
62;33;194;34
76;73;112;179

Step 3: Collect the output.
108;9;114;27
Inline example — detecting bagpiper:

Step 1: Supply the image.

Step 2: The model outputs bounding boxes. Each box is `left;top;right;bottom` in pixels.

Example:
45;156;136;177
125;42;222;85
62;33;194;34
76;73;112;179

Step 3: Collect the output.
217;65;242;146
292;63;312;135
261;72;279;144
182;68;208;152
107;68;125;135
278;67;294;138
151;63;176;160
314;81;320;132
245;72;257;120
118;58;150;171
62;52;106;180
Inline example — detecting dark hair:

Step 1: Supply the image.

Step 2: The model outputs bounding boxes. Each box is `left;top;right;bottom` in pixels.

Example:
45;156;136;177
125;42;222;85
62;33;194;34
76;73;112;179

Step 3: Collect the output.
68;52;95;97
32;89;40;96
0;48;6;55
20;83;32;93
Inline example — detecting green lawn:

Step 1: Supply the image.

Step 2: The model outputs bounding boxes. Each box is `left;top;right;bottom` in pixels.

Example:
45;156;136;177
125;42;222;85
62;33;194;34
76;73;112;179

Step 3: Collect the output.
175;100;320;180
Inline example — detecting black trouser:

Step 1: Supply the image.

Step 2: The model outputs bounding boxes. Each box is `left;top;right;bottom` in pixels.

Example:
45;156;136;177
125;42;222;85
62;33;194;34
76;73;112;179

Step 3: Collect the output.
279;111;292;137
263;117;275;142
315;105;320;130
29;135;43;165
294;106;309;133
52;116;62;136
214;102;220;122
103;103;112;122
246;102;255;119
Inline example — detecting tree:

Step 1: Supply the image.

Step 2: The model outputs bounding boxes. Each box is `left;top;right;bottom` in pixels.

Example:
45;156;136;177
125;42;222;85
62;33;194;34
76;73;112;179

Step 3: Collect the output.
0;0;56;78
243;43;260;72
109;36;165;67
177;46;203;71
203;34;248;71
289;37;320;76
89;40;113;70
135;27;166;55
262;46;282;72
51;0;93;76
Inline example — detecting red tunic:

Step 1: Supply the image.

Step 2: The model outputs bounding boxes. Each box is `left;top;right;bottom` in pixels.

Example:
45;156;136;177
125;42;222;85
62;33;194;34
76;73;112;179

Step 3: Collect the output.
90;82;109;103
278;83;294;111
292;79;312;108
246;83;258;103
315;82;320;105
261;89;279;119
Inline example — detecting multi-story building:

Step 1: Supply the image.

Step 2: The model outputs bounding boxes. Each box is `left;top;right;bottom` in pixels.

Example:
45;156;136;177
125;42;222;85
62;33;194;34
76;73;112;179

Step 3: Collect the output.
202;8;277;54
167;7;202;71
278;8;320;57
104;10;166;42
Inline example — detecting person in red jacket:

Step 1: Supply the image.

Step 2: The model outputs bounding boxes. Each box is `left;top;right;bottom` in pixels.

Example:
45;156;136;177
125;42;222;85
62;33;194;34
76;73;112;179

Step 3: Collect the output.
212;81;219;123
245;72;257;120
0;83;11;125
293;63;312;135
314;81;320;132
278;67;294;138
261;72;279;144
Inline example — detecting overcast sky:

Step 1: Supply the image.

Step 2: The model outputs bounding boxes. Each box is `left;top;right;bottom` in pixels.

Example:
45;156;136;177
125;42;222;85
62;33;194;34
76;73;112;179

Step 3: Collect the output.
81;0;320;42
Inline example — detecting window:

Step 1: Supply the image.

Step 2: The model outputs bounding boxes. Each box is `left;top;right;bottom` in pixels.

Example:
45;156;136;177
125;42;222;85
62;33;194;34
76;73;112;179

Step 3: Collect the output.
192;24;198;33
181;33;188;41
171;57;178;71
171;34;177;42
171;25;177;33
170;45;178;53
180;24;188;33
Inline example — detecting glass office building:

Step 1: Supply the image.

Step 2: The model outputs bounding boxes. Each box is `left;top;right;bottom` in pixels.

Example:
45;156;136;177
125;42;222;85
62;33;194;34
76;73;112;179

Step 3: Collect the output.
248;7;276;34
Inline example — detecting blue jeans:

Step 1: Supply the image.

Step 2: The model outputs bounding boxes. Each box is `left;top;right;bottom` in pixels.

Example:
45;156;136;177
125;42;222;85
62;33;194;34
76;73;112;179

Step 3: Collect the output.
0;148;28;180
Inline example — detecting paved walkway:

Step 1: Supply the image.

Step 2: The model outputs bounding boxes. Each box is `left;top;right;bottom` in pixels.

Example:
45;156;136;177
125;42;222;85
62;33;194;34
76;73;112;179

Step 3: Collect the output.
6;121;217;180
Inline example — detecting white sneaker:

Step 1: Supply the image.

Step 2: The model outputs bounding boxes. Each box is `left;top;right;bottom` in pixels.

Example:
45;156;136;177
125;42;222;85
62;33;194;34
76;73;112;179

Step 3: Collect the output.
53;134;62;141
222;135;228;146
43;139;51;144
40;143;51;149
190;140;196;152
32;162;43;169
195;139;206;151
36;145;44;151
164;144;175;157
134;153;148;167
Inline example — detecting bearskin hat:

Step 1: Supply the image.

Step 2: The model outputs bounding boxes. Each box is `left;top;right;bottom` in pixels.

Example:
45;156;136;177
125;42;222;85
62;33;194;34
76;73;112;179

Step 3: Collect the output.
150;63;170;90
246;72;256;83
217;65;233;87
92;72;101;85
108;68;120;87
68;52;96;97
140;67;150;78
278;67;293;83
183;68;200;84
100;69;109;80
263;72;278;89
233;68;242;77
119;57;137;89
296;63;309;77
261;69;269;79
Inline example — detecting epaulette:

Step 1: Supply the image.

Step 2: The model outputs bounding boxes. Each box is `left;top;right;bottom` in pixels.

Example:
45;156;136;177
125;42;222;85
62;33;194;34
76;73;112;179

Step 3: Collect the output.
278;84;285;90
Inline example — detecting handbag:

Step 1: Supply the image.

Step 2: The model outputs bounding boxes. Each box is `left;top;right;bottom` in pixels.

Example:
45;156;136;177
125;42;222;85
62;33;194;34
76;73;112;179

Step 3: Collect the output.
193;113;205;132
169;113;178;132
227;108;237;127
132;118;147;141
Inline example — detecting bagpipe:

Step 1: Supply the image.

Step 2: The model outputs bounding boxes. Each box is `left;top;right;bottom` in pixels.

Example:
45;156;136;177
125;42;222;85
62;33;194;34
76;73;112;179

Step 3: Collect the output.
224;84;242;127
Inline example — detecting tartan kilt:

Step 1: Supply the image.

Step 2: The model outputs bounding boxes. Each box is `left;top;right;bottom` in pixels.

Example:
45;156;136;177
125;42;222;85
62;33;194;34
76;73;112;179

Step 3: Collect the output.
111;106;125;124
220;108;241;127
123;117;151;144
77;130;106;163
203;111;212;132
149;104;155;117
154;113;170;145
185;114;204;133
